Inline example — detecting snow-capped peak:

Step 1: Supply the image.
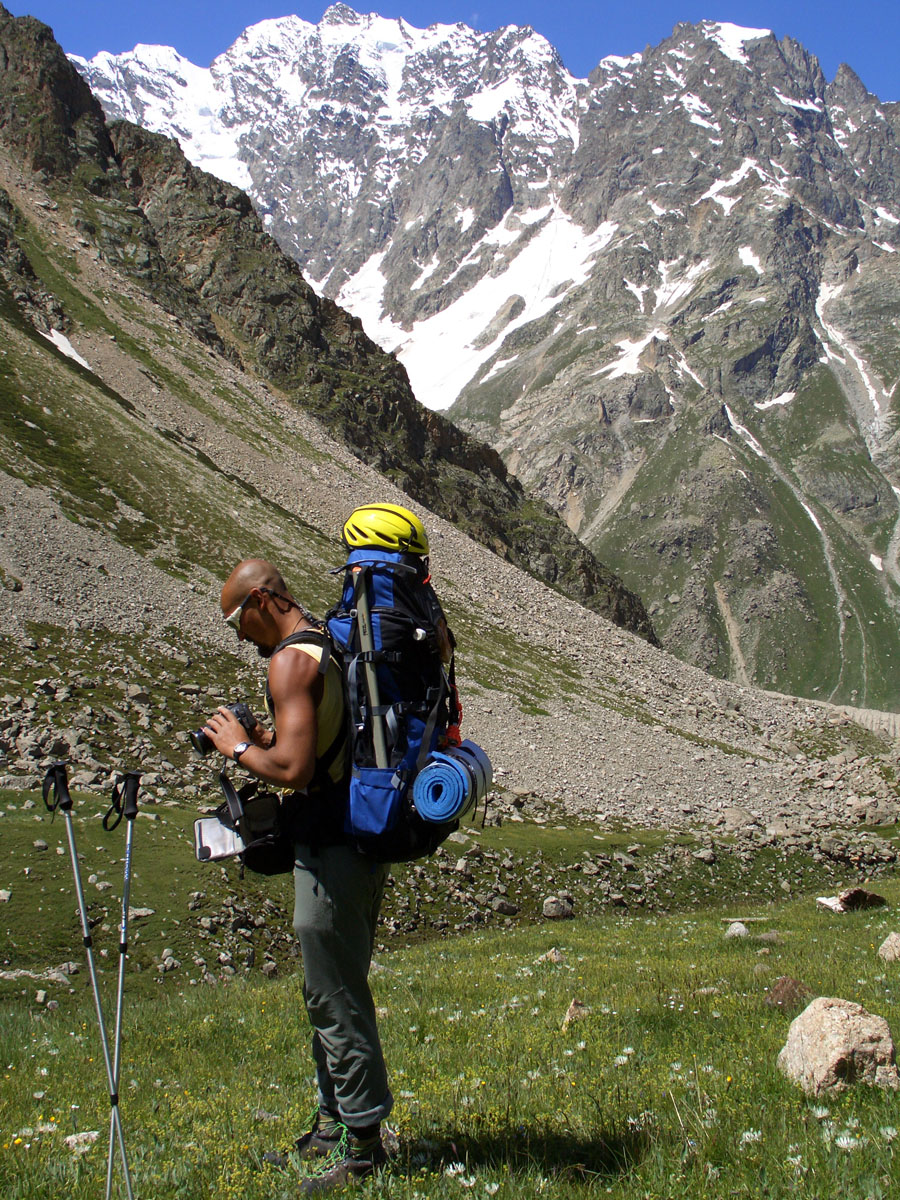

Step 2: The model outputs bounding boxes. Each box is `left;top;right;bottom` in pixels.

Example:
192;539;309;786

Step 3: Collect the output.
703;21;772;64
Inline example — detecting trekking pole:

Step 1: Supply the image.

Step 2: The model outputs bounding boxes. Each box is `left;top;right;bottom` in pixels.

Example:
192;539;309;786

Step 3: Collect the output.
352;566;389;768
103;772;142;1200
43;764;135;1200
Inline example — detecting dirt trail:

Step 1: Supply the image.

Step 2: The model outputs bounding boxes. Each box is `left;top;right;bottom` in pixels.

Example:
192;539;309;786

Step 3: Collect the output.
713;580;751;687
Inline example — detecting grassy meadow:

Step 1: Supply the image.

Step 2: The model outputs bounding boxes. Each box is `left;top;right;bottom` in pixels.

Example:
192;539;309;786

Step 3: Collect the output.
4;790;900;1198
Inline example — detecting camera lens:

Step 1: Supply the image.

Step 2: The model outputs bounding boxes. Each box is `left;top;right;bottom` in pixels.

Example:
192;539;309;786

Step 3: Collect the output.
189;728;214;756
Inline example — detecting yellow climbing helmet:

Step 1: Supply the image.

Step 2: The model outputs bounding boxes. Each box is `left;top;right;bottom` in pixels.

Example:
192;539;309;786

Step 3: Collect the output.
342;503;429;555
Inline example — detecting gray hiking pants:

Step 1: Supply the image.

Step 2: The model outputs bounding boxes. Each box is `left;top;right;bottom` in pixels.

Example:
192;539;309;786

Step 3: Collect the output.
292;842;393;1128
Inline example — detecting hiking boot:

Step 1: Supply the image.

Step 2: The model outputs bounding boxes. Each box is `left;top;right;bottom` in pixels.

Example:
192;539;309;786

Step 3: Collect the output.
298;1130;387;1194
294;1112;347;1162
263;1111;346;1169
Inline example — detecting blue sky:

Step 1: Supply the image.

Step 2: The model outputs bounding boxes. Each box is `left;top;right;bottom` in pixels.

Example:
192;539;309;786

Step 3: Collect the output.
6;1;898;100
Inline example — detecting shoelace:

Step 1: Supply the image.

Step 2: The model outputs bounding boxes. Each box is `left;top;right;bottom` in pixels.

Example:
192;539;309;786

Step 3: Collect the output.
290;1114;349;1180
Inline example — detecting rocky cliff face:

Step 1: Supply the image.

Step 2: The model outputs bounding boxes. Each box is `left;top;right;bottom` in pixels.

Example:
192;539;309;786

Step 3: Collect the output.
74;7;900;707
3;5;900;837
0;4;654;640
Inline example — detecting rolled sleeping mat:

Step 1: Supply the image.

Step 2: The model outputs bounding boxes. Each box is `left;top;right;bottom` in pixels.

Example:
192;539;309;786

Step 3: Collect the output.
412;740;493;824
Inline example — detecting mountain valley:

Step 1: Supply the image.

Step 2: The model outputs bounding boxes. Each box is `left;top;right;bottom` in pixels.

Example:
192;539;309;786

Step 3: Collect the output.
73;5;900;705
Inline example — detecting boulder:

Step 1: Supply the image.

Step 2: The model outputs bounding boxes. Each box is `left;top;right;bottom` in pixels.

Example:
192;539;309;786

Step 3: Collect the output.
817;888;888;914
777;997;900;1094
543;895;574;920
878;933;900;963
561;998;591;1030
839;887;887;911
535;947;566;965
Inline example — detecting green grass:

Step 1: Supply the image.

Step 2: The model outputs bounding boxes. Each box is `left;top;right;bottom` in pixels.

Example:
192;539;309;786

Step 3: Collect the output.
0;317;337;596
4;812;900;1198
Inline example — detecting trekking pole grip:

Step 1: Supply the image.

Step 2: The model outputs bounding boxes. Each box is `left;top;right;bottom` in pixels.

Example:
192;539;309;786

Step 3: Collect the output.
122;772;141;820
42;762;72;813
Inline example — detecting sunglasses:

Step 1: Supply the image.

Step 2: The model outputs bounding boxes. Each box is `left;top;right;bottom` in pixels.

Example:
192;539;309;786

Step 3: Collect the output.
223;591;255;632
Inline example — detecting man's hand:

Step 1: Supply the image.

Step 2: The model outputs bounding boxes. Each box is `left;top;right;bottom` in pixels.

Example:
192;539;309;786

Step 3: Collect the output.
201;649;322;788
202;707;248;760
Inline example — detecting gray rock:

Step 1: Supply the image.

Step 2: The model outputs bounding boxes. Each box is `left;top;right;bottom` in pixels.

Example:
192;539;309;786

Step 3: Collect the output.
725;921;749;939
877;933;900;963
777;997;900;1094
543;896;574;920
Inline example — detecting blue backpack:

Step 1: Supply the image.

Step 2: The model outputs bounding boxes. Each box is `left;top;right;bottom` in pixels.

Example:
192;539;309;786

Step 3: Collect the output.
326;547;463;861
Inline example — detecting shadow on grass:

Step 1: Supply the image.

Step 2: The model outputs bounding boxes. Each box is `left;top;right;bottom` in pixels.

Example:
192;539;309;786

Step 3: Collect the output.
400;1121;651;1185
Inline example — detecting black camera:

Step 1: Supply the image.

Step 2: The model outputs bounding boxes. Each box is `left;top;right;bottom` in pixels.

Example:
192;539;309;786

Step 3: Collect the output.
190;701;256;756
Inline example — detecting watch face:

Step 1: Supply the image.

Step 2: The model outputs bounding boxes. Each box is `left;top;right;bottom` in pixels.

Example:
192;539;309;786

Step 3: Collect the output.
234;742;251;759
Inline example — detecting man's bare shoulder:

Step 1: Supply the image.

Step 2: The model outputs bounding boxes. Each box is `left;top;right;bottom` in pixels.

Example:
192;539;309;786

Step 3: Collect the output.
267;642;321;698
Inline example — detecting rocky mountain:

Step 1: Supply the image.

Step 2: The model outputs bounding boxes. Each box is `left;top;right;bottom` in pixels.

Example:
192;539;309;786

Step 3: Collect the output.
0;5;657;638
2;5;900;848
73;6;900;708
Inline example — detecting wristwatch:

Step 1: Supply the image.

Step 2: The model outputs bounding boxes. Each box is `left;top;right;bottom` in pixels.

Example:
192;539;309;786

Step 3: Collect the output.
232;741;251;763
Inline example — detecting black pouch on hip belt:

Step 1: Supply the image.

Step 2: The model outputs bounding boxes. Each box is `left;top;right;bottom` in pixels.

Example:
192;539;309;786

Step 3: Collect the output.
193;772;297;876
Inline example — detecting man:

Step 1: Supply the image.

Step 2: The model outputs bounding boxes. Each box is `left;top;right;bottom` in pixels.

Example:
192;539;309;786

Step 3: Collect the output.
203;558;392;1193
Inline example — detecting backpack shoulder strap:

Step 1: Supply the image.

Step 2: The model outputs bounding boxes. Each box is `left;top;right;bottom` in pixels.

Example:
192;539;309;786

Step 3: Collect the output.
272;628;332;674
272;628;349;794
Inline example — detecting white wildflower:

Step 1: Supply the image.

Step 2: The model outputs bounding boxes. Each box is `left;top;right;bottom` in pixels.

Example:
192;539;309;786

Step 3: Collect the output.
740;1129;762;1145
64;1131;99;1155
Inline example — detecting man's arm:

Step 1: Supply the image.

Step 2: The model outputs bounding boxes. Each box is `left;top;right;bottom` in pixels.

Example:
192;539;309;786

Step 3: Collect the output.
203;650;322;789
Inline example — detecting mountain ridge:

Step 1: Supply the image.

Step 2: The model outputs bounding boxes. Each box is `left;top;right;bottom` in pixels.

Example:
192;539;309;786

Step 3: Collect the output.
71;5;900;707
0;5;898;836
0;2;657;640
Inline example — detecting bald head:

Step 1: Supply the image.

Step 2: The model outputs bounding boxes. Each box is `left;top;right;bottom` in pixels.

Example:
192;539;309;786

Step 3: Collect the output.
221;559;289;614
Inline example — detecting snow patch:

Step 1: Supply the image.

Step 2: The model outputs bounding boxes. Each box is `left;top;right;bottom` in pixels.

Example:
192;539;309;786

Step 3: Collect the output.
815;280;886;421
755;391;795;410
800;501;823;533
698;157;762;214
594;329;668;379
774;90;823;113
653;258;710;311
680;93;720;132
410;254;441;291
340;206;618;409
480;354;518;384
724;404;765;458
739;246;764;275
40;329;90;370
870;554;884;572
624;279;649;312
705;22;771;64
